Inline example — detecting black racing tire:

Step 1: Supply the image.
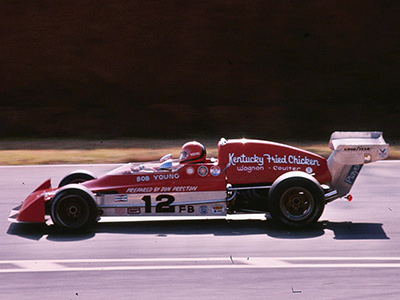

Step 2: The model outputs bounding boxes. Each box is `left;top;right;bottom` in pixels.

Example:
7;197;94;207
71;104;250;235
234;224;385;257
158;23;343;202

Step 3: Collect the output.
58;171;96;187
268;177;325;227
50;188;98;230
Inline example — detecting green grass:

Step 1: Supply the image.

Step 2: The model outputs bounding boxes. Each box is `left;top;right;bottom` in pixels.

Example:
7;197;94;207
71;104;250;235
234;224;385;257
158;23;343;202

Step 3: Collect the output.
0;139;398;165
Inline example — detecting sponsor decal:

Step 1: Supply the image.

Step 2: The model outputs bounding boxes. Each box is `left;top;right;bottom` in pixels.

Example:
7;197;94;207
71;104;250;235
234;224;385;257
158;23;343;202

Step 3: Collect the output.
273;166;301;172
178;205;195;213
199;205;208;215
186;167;195;175
229;153;265;173
137;176;150;182
210;165;221;176
228;152;321;173
289;155;321;166
263;154;287;164
172;186;198;192
229;153;264;166
152;186;198;192
114;194;128;202
126;187;154;193
198;166;208;177
154;186;172;192
211;205;226;215
264;154;321;166
190;151;201;158
237;165;264;173
379;148;388;158
343;146;371;152
344;164;363;185
128;207;141;215
153;173;180;181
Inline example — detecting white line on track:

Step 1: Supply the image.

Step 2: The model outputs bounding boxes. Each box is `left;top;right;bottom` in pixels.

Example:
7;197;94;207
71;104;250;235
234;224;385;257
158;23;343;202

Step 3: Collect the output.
1;257;400;273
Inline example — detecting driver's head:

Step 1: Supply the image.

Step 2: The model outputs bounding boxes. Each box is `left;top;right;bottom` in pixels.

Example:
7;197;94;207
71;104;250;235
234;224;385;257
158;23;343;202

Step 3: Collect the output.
179;141;206;164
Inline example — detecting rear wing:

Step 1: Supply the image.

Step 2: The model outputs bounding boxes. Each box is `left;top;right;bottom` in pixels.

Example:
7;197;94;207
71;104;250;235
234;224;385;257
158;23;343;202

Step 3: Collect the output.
327;131;389;199
328;131;389;164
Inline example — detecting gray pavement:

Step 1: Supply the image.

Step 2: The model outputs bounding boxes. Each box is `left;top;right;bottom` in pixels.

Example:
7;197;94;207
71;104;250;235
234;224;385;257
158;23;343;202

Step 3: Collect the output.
1;162;399;299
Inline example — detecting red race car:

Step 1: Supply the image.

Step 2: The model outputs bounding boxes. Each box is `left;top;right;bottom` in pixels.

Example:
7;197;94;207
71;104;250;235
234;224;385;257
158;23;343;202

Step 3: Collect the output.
9;131;389;230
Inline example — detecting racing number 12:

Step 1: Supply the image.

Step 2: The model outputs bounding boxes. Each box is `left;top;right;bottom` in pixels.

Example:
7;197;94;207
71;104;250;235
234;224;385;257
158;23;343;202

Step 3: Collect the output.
141;195;175;213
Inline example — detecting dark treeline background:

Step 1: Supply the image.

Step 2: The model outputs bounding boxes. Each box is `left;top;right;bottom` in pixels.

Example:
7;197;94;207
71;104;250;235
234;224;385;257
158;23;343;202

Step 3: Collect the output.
0;1;399;141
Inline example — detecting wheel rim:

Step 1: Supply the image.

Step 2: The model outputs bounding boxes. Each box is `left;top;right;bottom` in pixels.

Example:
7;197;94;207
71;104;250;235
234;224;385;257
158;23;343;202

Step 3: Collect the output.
55;195;90;228
279;187;314;221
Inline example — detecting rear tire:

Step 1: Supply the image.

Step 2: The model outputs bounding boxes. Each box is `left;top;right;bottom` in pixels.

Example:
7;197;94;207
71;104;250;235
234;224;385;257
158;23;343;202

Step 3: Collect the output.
268;177;325;227
50;188;97;230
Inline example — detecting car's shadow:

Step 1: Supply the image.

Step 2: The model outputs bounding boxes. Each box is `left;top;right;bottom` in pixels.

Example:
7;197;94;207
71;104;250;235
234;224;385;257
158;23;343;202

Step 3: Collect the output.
7;219;389;241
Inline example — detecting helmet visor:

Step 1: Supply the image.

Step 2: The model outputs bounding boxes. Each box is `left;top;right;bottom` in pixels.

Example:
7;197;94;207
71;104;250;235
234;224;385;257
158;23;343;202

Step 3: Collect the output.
179;150;188;161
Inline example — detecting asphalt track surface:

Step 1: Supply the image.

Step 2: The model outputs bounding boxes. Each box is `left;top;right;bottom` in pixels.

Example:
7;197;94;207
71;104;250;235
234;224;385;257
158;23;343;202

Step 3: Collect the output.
1;162;399;299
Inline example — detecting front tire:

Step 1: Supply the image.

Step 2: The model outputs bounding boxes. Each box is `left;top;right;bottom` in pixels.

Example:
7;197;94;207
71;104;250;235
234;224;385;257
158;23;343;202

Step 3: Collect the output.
268;177;325;227
58;171;96;187
50;188;97;230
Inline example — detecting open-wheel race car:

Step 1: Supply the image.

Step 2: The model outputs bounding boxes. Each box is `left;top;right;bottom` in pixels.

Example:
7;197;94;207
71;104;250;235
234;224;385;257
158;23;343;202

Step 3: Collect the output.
9;131;389;230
